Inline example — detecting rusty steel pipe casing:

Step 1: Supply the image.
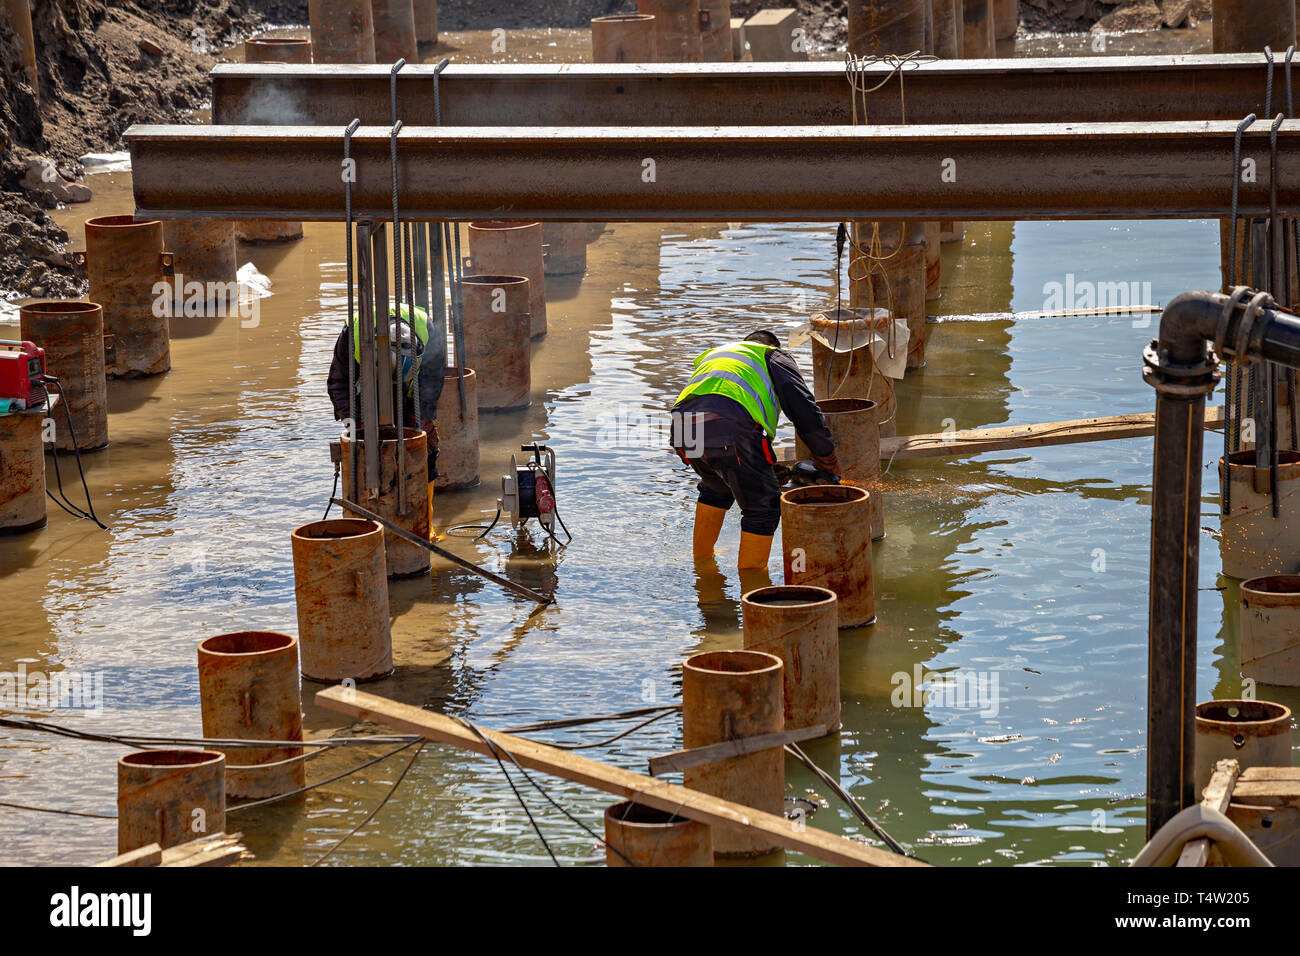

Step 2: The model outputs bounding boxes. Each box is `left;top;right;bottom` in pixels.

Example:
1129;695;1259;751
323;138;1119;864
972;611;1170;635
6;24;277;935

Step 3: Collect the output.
781;484;876;627
933;0;960;57
341;426;431;576
796;398;884;540
1213;0;1295;54
371;0;418;63
1240;575;1300;686
591;14;658;63
1194;699;1293;791
637;0;703;62
682;649;785;858
699;0;733;62
245;36;313;63
196;631;305;799
413;0;437;45
84;215;170;377
993;0;1017;40
117;750;226;854
308;0;375;63
810;308;897;439
541;222;588;276
961;0;993;57
292;518;393;682
1218;451;1300;581
851;235;927;371
19;300;109;452
741;585;841;735
460;276;531;411
237;39;311;243
466;221;547;338
924;220;941;301
603;800;714;866
163;218;238;307
434;368;480;491
0;408;47;534
848;0;929;56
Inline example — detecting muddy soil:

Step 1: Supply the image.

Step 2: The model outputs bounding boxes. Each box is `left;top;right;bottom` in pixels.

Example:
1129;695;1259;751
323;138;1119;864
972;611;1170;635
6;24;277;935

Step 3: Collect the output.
0;0;306;298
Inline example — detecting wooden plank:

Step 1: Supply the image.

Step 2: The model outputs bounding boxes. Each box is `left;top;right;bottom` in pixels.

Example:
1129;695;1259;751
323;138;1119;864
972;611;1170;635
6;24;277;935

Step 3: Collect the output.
92;844;163;868
648;725;829;776
879;406;1225;462
316;687;923;867
159;833;246;867
1176;759;1240;868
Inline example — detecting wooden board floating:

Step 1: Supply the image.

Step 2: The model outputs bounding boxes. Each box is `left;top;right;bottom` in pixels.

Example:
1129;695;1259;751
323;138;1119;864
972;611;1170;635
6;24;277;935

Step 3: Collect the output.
93;832;247;868
880;406;1226;462
317;687;925;867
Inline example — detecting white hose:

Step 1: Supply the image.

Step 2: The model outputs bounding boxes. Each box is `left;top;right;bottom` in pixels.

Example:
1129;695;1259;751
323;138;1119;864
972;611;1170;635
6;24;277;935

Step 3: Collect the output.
1131;804;1273;867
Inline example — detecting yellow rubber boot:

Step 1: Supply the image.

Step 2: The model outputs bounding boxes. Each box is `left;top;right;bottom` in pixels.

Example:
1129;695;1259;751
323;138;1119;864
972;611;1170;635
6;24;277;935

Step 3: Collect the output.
427;481;442;542
693;503;727;560
737;530;774;571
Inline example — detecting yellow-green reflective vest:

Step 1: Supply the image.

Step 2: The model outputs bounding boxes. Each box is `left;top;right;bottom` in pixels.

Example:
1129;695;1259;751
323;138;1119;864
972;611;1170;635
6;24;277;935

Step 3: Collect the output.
674;341;781;438
352;304;430;363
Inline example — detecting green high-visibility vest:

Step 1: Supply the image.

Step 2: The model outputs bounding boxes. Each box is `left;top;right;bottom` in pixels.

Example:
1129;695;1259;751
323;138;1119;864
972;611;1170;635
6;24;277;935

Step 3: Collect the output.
352;304;430;362
674;341;781;438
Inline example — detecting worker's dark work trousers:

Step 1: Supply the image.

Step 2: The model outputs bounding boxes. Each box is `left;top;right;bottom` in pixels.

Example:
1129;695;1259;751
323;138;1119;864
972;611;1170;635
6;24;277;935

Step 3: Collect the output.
678;418;781;536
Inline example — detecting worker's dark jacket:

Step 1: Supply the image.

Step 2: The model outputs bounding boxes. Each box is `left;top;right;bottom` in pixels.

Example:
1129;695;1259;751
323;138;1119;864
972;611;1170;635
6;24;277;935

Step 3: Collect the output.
327;326;445;427
673;347;833;536
327;326;445;478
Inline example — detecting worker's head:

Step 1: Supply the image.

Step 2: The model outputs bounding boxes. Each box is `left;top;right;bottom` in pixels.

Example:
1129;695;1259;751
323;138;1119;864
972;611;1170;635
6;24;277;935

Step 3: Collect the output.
745;329;781;349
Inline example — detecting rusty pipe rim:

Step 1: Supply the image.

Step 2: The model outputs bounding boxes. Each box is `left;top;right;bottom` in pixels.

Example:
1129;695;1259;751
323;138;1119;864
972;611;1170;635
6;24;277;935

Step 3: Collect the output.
246;37;311;49
1195;699;1292;737
348;425;427;444
119;749;224;770
469;220;540;232
816;397;877;416
683;649;783;678
1241;574;1300;601
445;366;476;381
604;800;693;828
780;484;869;507
292;518;381;543
592;14;656;24
85;214;161;230
462;274;529;287
742;584;837;610
812;308;891;330
1222;449;1300;478
18;300;102;319
198;630;297;657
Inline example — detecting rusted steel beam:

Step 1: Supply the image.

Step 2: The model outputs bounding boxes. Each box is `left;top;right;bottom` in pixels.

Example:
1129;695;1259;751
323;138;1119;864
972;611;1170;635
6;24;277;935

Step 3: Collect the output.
211;55;1284;128
126;121;1300;222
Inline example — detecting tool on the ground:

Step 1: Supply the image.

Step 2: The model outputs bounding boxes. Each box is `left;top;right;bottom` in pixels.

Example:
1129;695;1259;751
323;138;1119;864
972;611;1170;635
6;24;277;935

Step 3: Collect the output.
788;460;841;488
332;497;553;607
0;340;46;412
452;443;573;546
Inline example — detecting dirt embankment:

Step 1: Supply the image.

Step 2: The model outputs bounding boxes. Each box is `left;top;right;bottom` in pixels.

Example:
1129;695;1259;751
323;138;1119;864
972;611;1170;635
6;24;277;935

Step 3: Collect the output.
1;0;306;300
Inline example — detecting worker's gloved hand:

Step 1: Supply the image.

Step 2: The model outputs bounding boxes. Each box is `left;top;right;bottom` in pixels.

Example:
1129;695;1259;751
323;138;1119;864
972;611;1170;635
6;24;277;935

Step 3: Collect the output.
812;452;841;477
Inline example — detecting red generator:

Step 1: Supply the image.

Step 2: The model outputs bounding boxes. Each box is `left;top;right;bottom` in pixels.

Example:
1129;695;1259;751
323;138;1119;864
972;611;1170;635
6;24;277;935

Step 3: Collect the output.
0;340;46;410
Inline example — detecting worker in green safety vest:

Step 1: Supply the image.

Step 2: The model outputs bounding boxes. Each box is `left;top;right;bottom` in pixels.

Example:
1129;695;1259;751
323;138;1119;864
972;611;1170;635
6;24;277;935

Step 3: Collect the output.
671;330;839;571
327;303;443;503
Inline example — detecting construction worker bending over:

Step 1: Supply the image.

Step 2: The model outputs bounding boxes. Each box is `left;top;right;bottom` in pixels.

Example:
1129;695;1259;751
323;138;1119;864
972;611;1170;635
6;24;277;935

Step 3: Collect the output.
672;329;840;570
327;304;443;518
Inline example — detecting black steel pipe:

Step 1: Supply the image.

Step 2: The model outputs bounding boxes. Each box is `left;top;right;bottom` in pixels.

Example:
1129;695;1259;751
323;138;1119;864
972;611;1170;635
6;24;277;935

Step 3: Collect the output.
1144;289;1300;838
